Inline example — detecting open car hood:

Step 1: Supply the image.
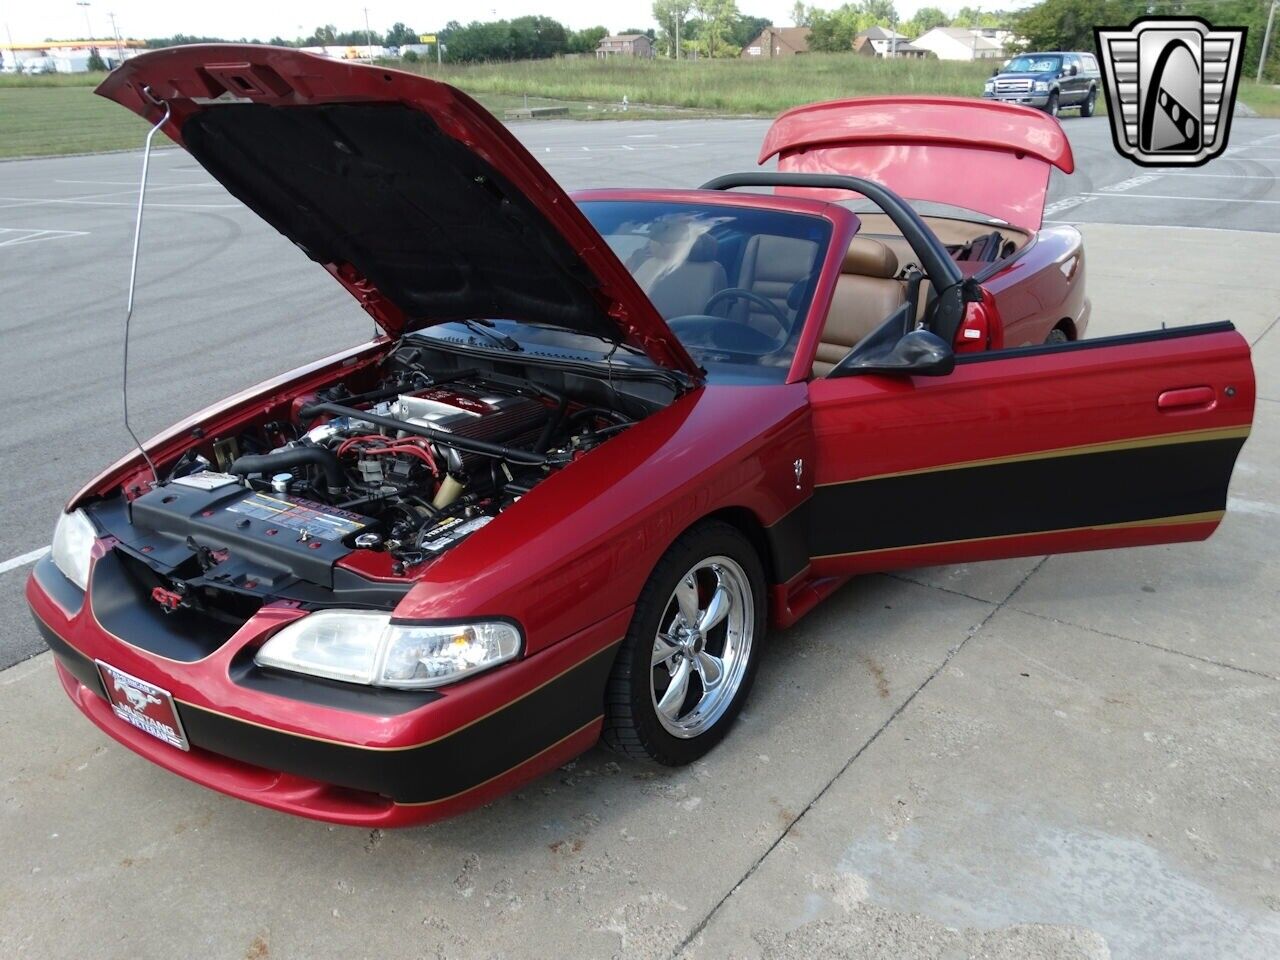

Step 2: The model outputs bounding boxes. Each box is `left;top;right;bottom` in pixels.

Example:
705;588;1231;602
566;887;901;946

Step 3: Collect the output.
96;45;700;376
758;96;1074;232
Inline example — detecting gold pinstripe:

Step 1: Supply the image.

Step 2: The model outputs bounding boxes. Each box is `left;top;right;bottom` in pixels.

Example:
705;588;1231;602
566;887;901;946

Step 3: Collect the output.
814;425;1250;488
38;606;622;753
394;716;603;807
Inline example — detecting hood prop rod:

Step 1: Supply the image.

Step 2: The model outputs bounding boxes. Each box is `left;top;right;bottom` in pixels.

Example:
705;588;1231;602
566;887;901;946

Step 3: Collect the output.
122;94;171;487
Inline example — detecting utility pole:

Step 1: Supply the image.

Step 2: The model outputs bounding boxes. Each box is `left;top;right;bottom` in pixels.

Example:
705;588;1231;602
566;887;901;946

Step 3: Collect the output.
108;11;122;63
4;21;19;74
76;1;93;42
364;6;373;61
1260;0;1278;84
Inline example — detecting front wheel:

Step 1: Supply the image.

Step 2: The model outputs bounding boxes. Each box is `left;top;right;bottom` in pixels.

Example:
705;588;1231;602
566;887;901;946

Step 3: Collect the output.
1045;91;1060;118
602;521;766;765
1081;87;1097;117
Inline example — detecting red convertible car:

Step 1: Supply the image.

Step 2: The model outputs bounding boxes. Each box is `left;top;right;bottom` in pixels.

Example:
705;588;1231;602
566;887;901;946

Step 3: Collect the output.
27;47;1254;826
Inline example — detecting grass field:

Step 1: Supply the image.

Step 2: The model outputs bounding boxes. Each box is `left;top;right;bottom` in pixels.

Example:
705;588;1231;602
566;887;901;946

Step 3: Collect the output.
3;56;1278;160
407;54;995;114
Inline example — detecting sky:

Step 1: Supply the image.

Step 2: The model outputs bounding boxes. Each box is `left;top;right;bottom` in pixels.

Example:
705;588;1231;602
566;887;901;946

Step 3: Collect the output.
5;0;1017;45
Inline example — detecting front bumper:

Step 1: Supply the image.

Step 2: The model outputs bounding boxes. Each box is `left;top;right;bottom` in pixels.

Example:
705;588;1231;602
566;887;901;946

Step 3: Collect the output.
28;552;626;826
983;91;1050;108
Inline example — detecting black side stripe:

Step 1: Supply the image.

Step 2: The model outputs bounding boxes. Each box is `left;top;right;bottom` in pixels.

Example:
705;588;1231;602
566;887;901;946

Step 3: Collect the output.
808;435;1245;558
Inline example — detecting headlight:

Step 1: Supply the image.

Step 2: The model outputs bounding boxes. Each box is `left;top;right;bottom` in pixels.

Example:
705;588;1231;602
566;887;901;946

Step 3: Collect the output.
1034;81;1050;92
984;81;994;92
51;508;96;590
254;611;522;689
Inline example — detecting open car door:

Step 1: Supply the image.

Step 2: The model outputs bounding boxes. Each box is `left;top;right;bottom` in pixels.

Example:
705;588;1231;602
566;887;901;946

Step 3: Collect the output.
806;323;1254;574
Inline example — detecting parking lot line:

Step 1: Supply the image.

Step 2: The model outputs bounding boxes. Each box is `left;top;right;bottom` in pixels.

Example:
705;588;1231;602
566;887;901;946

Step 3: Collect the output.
0;196;242;210
0;546;48;576
1079;192;1280;204
0;228;90;248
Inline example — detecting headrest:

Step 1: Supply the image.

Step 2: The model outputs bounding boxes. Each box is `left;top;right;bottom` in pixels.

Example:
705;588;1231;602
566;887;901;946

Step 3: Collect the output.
688;232;717;262
751;235;819;282
648;219;716;262
842;237;898;279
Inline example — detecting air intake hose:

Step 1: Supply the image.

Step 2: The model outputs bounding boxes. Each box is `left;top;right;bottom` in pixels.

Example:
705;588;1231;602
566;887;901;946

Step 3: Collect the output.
229;447;345;491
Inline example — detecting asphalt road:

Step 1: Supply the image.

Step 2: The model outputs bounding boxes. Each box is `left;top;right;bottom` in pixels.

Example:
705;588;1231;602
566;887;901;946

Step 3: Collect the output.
1;114;1279;958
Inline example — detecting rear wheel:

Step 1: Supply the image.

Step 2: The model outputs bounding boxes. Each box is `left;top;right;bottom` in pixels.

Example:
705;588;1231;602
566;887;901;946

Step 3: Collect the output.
602;521;766;765
1081;87;1098;117
1045;91;1060;118
1045;326;1070;345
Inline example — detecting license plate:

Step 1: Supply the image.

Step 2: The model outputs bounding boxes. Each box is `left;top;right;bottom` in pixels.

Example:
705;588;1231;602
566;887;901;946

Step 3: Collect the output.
96;661;190;751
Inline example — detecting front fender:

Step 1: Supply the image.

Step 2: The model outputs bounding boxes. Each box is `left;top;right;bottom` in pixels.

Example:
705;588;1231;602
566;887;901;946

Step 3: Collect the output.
395;384;813;654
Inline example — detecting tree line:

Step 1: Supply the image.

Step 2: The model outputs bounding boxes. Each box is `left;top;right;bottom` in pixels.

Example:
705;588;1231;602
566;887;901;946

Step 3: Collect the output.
132;0;1280;76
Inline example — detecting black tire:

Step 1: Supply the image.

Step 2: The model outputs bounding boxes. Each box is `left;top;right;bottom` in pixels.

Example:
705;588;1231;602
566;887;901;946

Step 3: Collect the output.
602;521;767;766
1081;87;1097;117
1045;91;1060;118
1045;326;1070;344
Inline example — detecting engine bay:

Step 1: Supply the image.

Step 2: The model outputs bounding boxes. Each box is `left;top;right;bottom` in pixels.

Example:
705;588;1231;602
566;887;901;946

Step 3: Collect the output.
85;339;667;626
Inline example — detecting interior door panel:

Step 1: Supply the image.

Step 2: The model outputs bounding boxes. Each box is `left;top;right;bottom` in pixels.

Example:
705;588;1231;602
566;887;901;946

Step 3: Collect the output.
805;322;1254;575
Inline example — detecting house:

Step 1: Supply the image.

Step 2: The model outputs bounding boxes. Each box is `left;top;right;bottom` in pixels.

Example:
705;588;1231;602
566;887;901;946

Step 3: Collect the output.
852;26;929;59
595;35;654;59
911;26;1005;61
741;26;810;58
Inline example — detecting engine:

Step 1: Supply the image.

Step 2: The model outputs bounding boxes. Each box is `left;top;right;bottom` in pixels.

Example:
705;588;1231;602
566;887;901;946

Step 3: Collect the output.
176;369;633;573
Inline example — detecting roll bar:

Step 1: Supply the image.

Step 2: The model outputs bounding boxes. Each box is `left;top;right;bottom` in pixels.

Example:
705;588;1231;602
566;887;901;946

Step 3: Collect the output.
699;172;979;343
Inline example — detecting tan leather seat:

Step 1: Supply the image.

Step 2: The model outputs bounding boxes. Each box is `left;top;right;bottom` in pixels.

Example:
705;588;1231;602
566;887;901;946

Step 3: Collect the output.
639;232;726;319
811;237;904;378
735;234;820;338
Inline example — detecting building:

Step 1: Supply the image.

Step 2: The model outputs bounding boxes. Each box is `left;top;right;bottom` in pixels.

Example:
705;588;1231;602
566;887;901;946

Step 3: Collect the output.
2;38;145;72
299;45;390;61
852;26;929;59
595;35;654;59
741;26;810;58
911;26;1005;61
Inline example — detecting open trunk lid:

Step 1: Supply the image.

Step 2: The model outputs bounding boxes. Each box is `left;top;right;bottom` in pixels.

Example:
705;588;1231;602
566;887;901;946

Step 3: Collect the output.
96;45;700;376
758;96;1075;231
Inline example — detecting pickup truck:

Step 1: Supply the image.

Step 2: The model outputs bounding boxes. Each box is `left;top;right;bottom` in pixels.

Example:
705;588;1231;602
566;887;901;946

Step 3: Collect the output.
982;51;1101;118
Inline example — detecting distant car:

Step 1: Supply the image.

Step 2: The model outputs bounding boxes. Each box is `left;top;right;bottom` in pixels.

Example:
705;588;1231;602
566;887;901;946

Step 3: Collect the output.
29;47;1254;827
983;51;1102;118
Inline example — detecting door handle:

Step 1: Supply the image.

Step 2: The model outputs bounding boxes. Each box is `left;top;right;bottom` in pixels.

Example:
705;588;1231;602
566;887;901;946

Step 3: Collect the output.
1157;386;1215;412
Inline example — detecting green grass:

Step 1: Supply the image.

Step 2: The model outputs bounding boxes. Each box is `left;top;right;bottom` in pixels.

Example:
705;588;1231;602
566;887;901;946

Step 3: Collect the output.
0;83;166;158
1238;79;1280;117
408;54;996;115
2;57;1278;159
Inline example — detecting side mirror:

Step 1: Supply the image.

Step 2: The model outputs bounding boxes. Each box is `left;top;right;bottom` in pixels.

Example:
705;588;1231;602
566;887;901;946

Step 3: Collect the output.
829;307;955;379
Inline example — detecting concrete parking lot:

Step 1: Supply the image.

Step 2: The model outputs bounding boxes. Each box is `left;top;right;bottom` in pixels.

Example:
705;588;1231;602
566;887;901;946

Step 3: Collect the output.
1;116;1278;959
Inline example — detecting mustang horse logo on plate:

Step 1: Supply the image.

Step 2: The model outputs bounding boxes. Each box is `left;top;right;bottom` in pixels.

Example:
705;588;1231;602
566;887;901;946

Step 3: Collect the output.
1094;17;1246;167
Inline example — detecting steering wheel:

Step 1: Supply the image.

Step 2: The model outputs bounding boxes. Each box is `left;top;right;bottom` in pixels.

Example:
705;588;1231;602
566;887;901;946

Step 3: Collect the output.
703;287;789;330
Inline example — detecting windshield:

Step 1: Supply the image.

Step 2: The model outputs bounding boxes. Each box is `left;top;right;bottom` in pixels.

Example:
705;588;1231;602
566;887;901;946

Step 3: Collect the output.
579;199;832;383
1004;55;1062;73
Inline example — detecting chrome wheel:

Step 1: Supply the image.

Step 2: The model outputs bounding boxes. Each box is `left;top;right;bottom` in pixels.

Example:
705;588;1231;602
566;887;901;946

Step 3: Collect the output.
650;555;754;738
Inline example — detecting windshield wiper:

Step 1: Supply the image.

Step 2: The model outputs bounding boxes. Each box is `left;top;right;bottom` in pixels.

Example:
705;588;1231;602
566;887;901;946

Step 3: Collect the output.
461;318;522;351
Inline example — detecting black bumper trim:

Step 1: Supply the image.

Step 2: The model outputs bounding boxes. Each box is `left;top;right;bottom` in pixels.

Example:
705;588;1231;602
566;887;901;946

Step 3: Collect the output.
31;612;619;805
